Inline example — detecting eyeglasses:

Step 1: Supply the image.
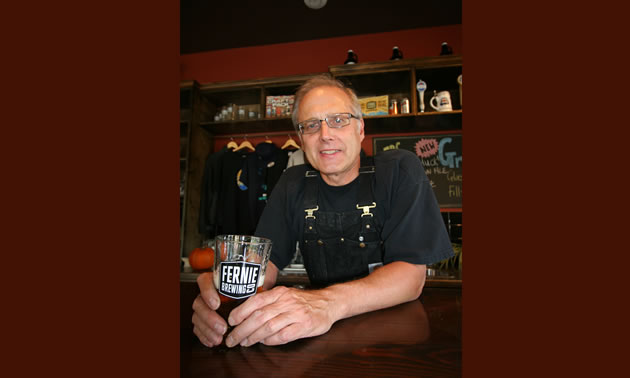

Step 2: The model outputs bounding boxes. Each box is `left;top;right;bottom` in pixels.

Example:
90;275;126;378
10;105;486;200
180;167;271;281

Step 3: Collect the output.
297;113;359;135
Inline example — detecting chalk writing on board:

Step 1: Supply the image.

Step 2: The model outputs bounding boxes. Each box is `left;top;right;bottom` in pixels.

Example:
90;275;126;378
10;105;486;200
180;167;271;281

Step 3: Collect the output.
415;138;439;158
374;134;462;207
437;137;462;168
383;142;400;151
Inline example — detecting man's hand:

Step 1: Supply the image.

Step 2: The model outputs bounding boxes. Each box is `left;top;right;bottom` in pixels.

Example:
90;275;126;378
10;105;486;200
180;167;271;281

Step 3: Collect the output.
224;286;338;347
191;272;228;347
192;262;279;348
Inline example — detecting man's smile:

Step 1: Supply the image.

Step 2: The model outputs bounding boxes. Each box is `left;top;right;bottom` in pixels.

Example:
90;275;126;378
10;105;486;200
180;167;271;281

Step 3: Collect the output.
320;149;341;155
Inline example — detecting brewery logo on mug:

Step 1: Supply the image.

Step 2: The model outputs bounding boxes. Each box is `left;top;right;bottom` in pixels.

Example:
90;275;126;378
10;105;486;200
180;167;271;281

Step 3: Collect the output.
430;91;453;112
219;261;261;299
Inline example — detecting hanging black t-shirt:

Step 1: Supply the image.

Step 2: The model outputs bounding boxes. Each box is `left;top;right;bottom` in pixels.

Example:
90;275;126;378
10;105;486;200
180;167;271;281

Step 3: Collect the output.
239;142;290;234
219;150;252;235
255;149;454;271
198;146;228;238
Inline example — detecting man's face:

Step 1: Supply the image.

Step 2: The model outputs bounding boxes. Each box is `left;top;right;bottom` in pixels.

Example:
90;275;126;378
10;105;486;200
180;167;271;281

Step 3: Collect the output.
298;86;364;186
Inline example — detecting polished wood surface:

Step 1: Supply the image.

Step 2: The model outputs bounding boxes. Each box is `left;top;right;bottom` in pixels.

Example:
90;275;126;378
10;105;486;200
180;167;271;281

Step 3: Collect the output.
180;283;461;377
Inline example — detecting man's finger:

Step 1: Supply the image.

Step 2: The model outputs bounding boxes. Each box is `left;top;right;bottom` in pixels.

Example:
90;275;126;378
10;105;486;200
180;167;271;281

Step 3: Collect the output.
228;286;290;326
197;272;220;310
225;305;286;348
261;322;305;346
192;295;228;331
240;310;298;347
192;326;212;347
192;313;222;346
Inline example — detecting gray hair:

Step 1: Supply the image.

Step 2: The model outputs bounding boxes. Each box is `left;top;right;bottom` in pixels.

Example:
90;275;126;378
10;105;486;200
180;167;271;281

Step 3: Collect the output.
291;74;362;134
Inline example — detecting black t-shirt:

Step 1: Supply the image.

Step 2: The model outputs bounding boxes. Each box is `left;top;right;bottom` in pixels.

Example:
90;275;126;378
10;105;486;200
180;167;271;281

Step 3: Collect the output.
240;142;290;233
255;149;454;271
219;150;252;235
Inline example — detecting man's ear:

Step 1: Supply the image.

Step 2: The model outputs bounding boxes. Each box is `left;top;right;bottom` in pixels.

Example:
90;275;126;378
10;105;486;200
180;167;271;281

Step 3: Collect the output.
359;119;365;142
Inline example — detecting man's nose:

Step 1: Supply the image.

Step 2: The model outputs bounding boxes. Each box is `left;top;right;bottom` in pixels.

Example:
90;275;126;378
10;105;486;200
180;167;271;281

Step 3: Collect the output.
318;120;333;139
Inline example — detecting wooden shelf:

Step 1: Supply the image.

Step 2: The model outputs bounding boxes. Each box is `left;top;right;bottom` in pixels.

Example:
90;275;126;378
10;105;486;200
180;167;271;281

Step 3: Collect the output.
364;111;461;134
198;73;320;91
329;55;462;76
200;117;294;136
200;111;461;136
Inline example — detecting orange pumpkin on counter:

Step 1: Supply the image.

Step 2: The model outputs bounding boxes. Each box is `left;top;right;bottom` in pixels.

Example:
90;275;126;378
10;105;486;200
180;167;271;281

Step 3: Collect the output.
189;246;214;271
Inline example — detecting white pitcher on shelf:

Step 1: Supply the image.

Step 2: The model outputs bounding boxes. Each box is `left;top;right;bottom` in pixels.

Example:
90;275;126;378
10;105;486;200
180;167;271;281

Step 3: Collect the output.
430;90;453;112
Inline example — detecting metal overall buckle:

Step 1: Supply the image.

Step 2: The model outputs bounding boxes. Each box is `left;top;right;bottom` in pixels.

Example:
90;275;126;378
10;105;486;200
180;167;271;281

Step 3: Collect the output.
304;205;319;219
356;202;376;217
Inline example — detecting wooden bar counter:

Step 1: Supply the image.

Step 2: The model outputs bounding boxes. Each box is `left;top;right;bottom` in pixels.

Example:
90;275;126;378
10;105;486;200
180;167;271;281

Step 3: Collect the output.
180;270;461;378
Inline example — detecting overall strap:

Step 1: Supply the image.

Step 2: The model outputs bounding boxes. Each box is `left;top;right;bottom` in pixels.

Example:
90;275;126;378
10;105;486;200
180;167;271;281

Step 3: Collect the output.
357;157;379;243
357;156;376;209
303;169;319;212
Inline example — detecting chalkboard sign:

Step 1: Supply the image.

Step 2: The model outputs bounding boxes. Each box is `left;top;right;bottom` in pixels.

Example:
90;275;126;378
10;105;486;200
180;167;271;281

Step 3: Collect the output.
373;134;462;208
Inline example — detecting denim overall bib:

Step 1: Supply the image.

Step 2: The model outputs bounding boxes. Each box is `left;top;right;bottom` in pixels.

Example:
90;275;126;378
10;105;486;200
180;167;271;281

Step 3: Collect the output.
301;159;384;286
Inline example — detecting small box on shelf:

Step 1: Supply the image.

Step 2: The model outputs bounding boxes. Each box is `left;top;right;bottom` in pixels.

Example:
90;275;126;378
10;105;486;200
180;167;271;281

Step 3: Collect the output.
265;95;295;118
359;95;388;116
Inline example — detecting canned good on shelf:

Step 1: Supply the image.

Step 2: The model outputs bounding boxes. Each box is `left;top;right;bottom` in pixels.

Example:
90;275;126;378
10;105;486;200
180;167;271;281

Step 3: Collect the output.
401;98;410;114
389;99;398;115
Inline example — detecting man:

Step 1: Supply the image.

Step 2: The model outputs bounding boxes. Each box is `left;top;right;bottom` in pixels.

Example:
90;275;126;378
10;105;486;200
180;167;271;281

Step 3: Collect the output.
192;74;453;348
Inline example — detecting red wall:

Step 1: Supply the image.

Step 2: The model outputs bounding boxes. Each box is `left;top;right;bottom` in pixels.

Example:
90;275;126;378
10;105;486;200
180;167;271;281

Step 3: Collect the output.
180;25;462;84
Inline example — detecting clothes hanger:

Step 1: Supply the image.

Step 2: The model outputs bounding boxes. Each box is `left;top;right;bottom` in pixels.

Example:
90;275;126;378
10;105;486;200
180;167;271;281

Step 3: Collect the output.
234;136;255;152
226;137;238;150
264;135;274;144
281;134;301;150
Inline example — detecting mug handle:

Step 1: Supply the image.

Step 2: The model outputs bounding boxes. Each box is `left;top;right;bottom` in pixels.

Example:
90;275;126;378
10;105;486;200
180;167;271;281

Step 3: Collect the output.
430;96;439;111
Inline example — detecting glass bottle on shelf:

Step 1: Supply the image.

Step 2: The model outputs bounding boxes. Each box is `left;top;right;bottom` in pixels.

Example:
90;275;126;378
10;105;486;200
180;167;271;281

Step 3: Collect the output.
440;42;453;56
390;46;403;60
344;49;358;64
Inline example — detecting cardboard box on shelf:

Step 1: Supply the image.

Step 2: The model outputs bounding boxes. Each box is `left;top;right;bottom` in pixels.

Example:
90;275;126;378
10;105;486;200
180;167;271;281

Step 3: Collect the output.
359;95;389;116
265;95;295;118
